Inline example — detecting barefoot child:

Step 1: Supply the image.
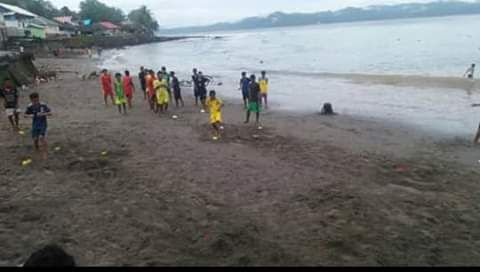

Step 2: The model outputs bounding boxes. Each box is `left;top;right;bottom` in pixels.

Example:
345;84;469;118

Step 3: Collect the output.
146;70;156;111
170;71;184;108
0;79;20;131
114;73;127;115
154;72;169;114
24;92;52;155
123;70;135;109
245;74;262;127
207;90;223;140
239;72;250;109
100;69;114;106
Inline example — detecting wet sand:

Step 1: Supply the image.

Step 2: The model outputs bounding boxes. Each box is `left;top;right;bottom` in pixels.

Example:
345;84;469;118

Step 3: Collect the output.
1;57;480;266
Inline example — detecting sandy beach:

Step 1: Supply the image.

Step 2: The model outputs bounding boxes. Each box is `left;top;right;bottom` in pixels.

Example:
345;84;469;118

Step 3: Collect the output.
1;56;480;266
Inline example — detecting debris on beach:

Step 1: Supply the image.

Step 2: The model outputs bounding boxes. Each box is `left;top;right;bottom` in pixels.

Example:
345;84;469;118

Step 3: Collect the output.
21;158;32;167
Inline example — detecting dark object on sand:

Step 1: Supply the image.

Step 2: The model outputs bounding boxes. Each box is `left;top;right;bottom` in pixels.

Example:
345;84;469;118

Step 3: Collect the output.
23;244;76;267
320;103;336;115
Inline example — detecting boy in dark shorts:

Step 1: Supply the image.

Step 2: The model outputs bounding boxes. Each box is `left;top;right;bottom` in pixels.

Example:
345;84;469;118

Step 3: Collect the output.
198;71;210;112
0;79;20;131
245;74;261;127
25;92;52;155
239;72;250;109
192;68;199;105
170;71;184;108
139;66;147;100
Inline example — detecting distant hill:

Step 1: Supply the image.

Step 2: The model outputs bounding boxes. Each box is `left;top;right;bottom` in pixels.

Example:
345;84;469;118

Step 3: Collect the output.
161;1;480;34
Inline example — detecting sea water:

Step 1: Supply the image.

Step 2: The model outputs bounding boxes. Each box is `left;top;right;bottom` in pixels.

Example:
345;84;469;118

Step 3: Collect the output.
100;15;480;137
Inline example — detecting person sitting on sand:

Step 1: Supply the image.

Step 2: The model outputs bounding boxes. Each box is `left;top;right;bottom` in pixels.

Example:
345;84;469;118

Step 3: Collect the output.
139;66;147;100
259;70;269;109
123;70;135;109
239;72;250;109
114;73;128;115
207;90;224;140
197;71;210;112
24;92;52;157
146;70;156;111
23;244;76;267
465;64;476;79
0;79;21;131
245;74;261;127
100;69;115;106
154;71;169;114
170;71;184;108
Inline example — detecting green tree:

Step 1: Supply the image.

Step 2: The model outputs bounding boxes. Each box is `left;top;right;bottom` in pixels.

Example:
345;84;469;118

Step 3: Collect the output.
79;0;124;23
128;6;159;34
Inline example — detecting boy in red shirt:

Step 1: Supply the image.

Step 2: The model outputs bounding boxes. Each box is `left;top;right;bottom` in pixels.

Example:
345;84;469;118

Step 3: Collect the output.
123;70;135;109
100;69;114;106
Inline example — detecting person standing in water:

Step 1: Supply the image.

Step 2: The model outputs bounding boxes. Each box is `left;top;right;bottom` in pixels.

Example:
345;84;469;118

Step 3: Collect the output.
245;74;261;127
465;64;476;79
259;70;269;109
239;72;250;109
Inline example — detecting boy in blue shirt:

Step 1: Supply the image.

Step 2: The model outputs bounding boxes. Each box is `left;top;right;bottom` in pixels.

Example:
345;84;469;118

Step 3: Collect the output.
25;92;52;154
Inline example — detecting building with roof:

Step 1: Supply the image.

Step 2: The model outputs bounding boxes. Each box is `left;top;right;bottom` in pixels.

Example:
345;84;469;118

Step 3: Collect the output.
0;3;36;38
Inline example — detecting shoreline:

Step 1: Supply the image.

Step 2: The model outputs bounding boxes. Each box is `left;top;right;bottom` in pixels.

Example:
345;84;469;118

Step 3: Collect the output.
1;56;480;266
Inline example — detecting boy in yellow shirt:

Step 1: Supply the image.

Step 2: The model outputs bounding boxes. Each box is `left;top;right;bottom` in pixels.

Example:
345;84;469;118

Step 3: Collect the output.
154;71;170;114
206;90;223;140
259;70;269;109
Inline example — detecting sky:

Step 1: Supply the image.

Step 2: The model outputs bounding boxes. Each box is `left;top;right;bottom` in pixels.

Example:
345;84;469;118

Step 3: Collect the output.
49;0;454;28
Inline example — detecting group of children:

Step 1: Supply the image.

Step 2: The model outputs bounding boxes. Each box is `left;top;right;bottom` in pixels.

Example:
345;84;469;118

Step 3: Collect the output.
0;79;52;156
99;66;270;139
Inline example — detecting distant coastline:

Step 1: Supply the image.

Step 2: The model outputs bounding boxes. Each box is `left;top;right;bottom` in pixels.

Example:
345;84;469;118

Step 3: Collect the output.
161;1;480;34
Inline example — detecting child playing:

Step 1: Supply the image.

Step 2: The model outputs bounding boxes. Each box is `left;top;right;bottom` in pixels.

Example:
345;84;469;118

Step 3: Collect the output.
100;69;114;106
0;79;20;131
170;71;184;108
154;72;170;114
259;70;269;109
114;73;127;115
239;72;250;109
245;74;262;127
24;92;52;156
146;70;156;111
123;70;135;109
206;90;224;140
